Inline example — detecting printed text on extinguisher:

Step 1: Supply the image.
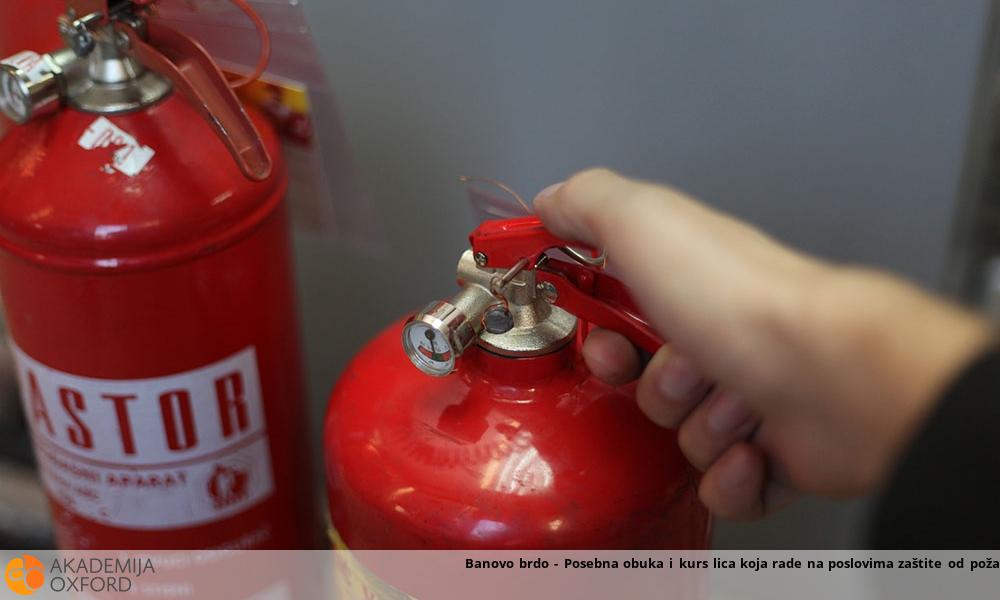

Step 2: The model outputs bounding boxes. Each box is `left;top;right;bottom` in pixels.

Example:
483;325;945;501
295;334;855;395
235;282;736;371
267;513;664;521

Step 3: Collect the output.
13;346;265;464
10;345;276;529
26;365;250;456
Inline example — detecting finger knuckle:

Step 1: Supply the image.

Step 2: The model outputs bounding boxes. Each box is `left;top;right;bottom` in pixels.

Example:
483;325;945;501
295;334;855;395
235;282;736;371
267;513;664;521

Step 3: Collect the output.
677;423;710;471
698;484;758;521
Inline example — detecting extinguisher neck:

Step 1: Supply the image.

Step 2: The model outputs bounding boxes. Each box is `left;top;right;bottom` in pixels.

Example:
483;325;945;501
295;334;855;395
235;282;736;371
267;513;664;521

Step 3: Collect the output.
465;342;577;387
457;249;579;359
67;23;172;115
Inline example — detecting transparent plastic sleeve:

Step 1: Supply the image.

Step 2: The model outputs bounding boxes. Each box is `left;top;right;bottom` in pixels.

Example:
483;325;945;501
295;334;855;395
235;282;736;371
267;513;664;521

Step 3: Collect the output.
151;0;383;249
465;181;534;222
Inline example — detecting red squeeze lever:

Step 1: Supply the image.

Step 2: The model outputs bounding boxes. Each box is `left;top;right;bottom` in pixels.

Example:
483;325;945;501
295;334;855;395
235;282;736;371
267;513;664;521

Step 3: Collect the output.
469;216;664;354
118;20;272;181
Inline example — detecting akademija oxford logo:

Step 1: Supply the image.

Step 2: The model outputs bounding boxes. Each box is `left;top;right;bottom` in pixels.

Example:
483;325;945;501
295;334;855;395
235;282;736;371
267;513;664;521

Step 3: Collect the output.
4;555;45;596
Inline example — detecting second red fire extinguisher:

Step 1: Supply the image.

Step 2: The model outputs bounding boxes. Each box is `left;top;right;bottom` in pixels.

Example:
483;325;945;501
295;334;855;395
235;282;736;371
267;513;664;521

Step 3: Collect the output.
0;0;319;548
325;212;711;549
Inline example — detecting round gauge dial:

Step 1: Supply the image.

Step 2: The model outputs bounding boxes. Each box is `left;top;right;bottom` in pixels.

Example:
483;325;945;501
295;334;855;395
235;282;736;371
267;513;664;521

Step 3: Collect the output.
0;67;30;123
402;320;455;377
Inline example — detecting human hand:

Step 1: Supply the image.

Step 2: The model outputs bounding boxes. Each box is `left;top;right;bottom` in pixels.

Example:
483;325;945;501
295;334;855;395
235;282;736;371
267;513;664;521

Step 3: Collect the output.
534;168;993;519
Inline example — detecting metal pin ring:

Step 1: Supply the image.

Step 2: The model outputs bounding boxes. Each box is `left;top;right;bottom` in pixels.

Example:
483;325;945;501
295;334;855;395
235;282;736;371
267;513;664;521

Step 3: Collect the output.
559;246;606;267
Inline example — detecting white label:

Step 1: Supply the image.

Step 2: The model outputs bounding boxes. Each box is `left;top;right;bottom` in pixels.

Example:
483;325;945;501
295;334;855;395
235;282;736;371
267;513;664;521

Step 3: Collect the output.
78;117;156;177
12;345;275;530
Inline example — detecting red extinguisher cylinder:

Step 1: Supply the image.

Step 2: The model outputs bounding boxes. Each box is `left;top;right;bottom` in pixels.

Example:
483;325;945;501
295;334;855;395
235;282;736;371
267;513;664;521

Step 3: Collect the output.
0;1;319;549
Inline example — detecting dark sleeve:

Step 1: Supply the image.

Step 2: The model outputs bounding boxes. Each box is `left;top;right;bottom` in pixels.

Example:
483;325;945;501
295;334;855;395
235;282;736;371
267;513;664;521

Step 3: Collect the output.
870;348;1000;548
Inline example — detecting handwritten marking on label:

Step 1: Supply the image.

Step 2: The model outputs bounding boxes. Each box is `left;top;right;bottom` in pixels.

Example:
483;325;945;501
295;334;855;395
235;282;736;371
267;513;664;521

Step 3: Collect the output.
78;117;156;177
3;51;47;82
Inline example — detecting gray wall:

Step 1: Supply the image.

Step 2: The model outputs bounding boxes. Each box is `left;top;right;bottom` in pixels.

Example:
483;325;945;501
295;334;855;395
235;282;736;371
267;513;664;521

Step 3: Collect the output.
294;0;990;548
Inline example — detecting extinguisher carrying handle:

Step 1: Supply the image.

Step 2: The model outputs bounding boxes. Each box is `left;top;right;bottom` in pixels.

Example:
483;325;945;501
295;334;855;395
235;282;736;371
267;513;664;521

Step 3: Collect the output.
118;21;272;181
469;216;664;354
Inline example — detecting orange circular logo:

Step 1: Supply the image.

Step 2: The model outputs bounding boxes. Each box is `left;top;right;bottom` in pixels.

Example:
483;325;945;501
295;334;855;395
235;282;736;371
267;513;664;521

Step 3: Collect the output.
4;555;44;596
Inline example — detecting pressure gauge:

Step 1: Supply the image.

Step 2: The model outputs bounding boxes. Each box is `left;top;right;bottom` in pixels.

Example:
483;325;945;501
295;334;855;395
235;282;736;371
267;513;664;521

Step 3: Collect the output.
0;66;31;122
402;318;457;377
0;51;61;124
402;284;502;377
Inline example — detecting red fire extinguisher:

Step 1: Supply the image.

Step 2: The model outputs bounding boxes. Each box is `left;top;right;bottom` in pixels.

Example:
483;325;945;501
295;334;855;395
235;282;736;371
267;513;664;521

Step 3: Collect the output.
325;213;711;548
0;0;318;549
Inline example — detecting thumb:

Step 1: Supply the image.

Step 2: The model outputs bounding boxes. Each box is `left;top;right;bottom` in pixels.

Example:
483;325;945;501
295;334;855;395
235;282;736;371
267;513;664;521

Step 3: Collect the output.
532;168;730;334
533;168;645;249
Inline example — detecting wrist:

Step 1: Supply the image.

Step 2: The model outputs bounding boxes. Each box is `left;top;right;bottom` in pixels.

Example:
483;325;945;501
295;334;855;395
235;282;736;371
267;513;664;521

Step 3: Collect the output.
805;267;994;488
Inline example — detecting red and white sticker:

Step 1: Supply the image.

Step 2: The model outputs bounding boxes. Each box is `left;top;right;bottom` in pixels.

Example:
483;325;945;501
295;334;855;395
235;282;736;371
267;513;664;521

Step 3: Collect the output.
12;345;275;530
3;51;49;83
78;117;156;177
